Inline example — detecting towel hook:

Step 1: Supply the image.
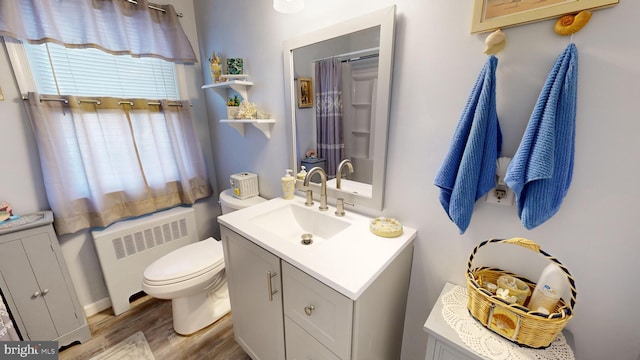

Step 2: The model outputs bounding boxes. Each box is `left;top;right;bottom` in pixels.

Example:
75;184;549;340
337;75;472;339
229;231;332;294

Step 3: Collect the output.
554;10;592;36
484;29;506;55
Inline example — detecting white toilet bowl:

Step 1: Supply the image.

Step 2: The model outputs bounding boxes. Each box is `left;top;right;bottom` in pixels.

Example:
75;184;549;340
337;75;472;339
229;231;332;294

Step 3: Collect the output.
142;188;266;335
142;237;230;335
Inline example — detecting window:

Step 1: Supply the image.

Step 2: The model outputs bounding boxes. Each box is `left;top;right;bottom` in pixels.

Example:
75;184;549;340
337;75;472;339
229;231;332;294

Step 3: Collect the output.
7;39;210;235
23;42;179;99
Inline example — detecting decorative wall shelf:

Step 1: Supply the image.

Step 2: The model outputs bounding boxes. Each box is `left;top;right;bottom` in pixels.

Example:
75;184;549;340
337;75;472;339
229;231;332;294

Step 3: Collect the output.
220;119;275;139
202;80;253;101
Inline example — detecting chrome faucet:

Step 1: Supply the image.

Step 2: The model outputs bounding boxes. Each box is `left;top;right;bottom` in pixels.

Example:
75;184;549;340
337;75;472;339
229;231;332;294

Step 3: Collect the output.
303;166;328;211
336;159;354;189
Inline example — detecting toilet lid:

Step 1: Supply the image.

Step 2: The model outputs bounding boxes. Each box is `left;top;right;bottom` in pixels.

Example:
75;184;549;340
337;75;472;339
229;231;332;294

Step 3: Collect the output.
220;188;266;210
144;237;224;285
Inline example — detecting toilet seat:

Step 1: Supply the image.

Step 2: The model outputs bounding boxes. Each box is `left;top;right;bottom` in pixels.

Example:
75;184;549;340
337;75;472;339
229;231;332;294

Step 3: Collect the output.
143;237;224;286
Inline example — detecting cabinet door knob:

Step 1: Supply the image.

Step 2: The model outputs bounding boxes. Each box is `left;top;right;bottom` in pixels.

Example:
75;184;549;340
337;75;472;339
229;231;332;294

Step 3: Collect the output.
41;289;49;296
304;305;315;316
32;291;40;298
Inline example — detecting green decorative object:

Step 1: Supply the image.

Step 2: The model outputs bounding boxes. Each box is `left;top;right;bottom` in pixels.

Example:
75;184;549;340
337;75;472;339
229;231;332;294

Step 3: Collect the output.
227;58;244;75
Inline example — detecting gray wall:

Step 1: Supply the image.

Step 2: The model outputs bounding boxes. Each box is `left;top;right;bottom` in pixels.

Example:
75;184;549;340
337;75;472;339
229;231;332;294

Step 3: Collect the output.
194;1;640;360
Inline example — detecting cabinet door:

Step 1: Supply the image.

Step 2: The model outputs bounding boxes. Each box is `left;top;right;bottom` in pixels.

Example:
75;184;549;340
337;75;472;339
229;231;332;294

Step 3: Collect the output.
433;340;477;360
0;239;57;340
22;232;81;337
221;227;285;360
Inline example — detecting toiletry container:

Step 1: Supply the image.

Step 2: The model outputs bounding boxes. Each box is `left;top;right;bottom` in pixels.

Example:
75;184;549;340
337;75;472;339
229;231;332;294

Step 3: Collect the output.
282;169;295;200
297;166;307;180
527;263;567;314
230;172;259;199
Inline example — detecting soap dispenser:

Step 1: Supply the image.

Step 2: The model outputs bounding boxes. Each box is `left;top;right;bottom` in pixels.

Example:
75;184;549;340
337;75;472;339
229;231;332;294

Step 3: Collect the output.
282;169;295;200
297;166;307;180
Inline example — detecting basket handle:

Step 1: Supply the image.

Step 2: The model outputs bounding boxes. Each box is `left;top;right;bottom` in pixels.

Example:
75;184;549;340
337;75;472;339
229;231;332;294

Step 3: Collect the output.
467;238;577;313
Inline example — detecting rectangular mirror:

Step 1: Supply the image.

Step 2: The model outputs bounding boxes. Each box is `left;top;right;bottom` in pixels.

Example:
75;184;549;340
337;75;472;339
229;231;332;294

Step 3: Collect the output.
283;5;396;210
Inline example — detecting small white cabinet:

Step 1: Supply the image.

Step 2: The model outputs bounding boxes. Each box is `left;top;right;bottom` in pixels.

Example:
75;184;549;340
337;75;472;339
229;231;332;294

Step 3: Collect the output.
220;225;413;360
0;211;90;347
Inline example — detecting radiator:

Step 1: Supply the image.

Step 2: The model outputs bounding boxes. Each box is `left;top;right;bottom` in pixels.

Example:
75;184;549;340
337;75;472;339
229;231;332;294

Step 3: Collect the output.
91;206;198;315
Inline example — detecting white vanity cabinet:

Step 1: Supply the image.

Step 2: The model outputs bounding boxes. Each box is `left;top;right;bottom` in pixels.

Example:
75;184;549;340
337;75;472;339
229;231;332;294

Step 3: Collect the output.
221;226;285;360
220;224;414;360
0;211;90;346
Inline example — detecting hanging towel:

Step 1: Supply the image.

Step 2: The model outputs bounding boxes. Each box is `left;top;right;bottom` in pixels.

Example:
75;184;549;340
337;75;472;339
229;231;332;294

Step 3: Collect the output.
434;56;502;233
504;43;578;229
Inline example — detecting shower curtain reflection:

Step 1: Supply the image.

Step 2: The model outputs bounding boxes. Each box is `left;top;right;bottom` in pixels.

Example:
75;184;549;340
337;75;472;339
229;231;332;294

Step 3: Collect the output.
315;58;344;178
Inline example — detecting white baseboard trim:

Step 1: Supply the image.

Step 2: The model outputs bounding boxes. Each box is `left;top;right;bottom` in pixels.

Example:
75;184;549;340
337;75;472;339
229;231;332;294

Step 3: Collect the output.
83;297;112;317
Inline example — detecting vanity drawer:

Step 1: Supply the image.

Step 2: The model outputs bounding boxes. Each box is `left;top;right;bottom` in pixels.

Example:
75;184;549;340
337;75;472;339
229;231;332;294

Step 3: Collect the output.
285;316;341;360
282;261;353;359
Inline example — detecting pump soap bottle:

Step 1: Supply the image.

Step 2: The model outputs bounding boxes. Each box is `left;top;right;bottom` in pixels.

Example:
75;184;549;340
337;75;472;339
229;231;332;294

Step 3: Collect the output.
297;166;307;180
282;169;295;200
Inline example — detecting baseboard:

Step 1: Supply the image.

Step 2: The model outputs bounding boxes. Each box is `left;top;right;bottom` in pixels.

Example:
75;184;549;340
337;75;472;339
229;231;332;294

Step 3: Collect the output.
83;297;112;317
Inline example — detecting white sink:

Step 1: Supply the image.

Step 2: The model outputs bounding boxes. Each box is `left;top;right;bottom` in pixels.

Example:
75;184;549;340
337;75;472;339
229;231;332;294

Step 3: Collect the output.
217;196;416;299
249;202;350;245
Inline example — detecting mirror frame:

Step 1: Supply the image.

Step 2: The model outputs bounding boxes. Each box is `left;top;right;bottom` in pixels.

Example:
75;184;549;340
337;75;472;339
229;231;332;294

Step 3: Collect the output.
283;5;396;211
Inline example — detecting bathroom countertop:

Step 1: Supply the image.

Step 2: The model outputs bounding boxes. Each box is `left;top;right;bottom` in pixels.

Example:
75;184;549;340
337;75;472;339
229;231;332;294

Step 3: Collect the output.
218;196;417;300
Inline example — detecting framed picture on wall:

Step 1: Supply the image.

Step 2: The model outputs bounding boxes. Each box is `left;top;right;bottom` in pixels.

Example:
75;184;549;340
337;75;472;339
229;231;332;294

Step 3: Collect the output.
470;0;618;33
297;77;313;108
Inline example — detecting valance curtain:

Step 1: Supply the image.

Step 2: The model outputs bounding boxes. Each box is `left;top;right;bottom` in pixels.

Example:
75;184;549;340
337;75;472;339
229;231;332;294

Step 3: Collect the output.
0;0;197;63
24;92;212;235
315;58;344;178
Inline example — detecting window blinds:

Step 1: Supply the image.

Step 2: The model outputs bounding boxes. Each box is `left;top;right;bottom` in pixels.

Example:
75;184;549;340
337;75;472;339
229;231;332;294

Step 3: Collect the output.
24;42;179;100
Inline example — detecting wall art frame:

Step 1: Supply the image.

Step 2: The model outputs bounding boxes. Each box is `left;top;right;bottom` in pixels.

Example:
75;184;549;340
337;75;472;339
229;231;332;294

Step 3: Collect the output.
297;77;313;108
471;0;618;33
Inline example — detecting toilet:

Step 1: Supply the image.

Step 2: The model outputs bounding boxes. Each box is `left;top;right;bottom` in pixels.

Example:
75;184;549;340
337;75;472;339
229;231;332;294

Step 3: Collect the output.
142;189;266;335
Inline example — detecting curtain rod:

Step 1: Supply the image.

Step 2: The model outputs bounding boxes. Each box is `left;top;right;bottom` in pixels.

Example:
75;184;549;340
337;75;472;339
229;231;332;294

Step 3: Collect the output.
124;0;184;17
341;53;379;63
313;47;379;63
21;96;185;107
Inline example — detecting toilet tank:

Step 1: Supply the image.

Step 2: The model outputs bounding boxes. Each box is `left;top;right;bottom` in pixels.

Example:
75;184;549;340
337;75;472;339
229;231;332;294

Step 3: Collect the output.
219;189;266;214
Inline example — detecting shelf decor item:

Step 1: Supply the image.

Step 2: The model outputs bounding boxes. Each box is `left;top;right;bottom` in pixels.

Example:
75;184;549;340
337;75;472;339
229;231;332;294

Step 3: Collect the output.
465;237;577;349
227;58;244;75
209;51;223;83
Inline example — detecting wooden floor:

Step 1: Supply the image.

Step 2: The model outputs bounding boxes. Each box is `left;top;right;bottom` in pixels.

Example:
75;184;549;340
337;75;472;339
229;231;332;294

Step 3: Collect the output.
59;293;251;360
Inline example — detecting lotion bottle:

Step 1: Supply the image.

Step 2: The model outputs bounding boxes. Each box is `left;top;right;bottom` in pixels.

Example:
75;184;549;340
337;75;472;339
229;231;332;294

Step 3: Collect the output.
527;263;567;314
281;169;295;200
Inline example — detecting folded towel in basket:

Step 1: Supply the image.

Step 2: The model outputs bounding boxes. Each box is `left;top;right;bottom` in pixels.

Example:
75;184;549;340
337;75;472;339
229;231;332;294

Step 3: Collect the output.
434;56;502;233
505;44;578;229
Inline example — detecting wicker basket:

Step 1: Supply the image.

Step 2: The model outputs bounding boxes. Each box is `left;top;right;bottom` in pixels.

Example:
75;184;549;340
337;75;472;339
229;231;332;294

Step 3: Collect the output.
465;238;577;348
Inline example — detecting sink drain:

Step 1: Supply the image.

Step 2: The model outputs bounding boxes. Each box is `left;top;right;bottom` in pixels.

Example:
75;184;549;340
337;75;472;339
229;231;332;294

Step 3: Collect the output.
300;233;313;245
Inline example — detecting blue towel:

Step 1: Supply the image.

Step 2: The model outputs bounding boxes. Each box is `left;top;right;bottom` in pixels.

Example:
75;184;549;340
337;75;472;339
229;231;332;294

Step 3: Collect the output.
504;44;578;229
434;56;502;233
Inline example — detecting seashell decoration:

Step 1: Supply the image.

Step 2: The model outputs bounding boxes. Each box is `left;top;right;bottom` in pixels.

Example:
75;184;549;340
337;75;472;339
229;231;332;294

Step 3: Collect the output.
554;10;592;36
237;101;257;119
484;29;506;55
